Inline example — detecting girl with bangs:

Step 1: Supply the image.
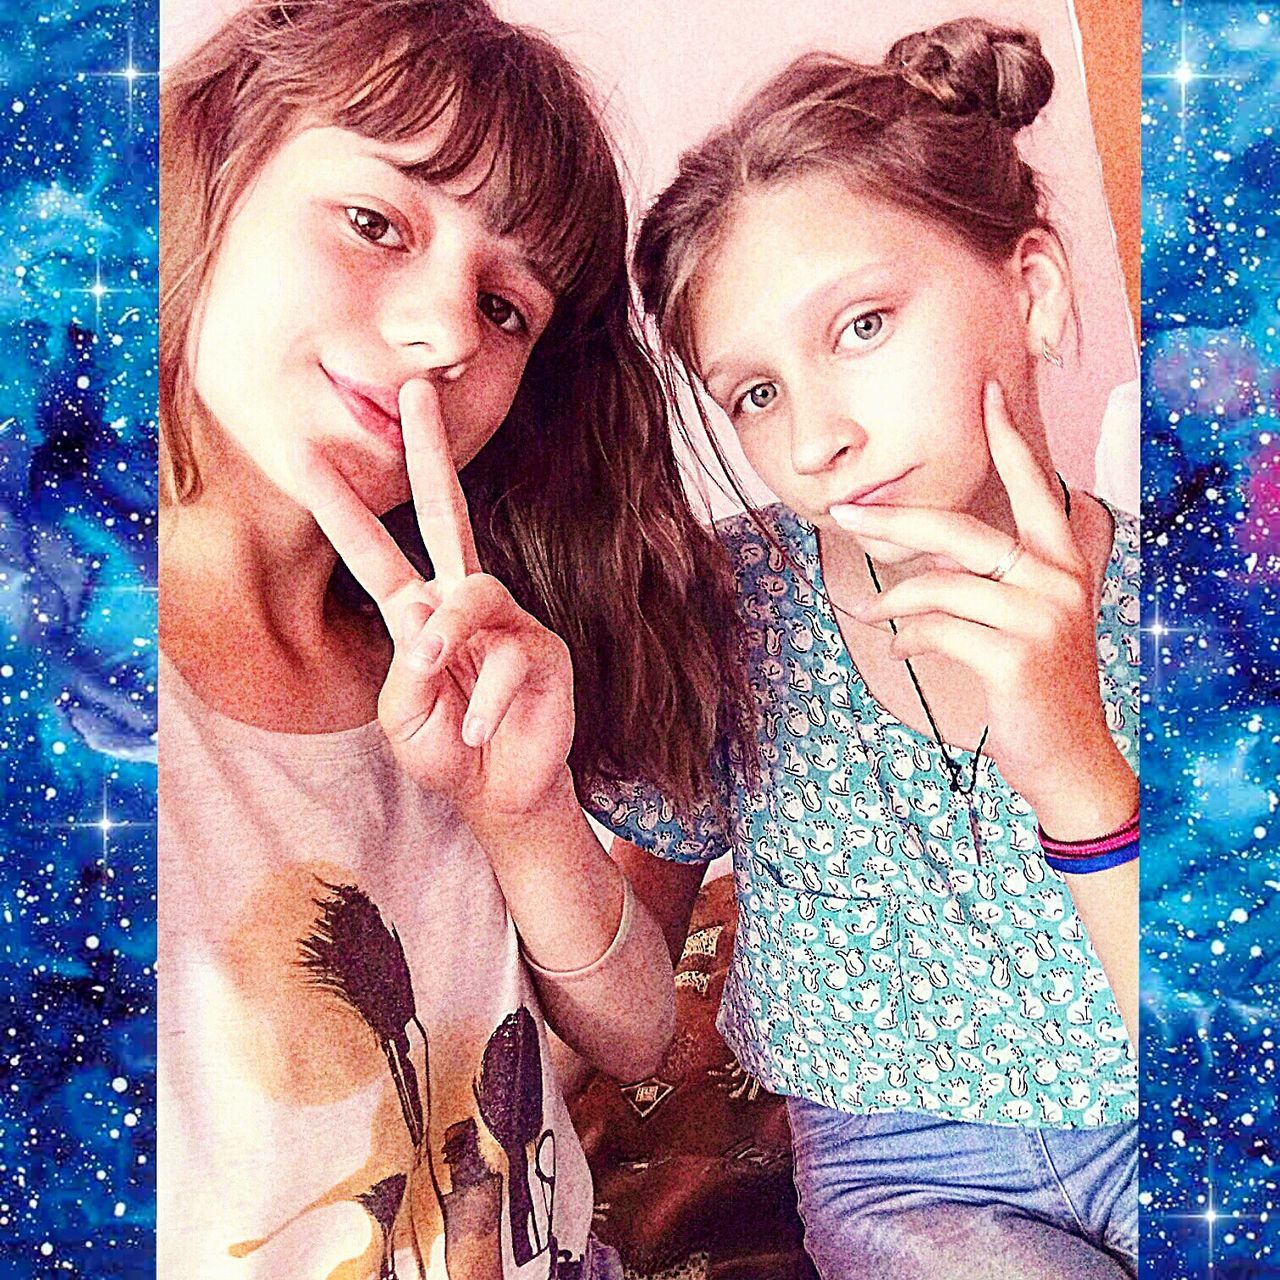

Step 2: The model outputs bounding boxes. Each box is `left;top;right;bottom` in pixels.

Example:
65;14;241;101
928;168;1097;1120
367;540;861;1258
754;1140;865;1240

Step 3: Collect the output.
158;1;749;1276
591;18;1139;1280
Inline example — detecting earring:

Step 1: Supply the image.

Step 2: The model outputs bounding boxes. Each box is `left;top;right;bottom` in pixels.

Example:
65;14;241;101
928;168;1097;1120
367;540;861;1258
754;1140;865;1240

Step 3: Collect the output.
1041;338;1064;368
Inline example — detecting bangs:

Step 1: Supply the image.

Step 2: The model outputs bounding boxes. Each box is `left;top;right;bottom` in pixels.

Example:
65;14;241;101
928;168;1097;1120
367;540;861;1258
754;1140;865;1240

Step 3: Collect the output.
288;13;619;305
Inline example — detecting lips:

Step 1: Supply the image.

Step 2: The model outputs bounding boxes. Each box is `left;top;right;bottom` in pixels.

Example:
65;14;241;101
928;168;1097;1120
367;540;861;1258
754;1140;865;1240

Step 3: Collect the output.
830;466;917;510
323;367;403;443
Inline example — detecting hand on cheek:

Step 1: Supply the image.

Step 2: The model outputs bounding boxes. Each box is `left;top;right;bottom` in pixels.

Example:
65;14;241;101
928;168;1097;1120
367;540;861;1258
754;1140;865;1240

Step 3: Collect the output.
832;380;1134;828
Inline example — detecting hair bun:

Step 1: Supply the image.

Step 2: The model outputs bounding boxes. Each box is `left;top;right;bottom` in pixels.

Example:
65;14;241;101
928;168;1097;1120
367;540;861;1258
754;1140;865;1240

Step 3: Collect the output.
888;19;1053;130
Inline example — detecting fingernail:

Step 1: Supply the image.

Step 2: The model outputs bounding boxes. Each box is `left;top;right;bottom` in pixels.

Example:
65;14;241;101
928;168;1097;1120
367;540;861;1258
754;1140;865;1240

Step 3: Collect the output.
462;713;489;748
409;632;443;671
829;504;867;530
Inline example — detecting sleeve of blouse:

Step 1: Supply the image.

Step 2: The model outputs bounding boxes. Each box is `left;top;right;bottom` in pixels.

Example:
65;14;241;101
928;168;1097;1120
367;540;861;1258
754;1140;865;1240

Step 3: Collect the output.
584;758;734;867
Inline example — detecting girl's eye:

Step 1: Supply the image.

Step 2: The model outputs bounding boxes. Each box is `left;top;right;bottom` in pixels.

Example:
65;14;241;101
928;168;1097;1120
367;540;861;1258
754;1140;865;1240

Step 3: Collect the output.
838;310;885;347
735;382;779;417
731;381;779;419
478;292;527;336
345;206;405;249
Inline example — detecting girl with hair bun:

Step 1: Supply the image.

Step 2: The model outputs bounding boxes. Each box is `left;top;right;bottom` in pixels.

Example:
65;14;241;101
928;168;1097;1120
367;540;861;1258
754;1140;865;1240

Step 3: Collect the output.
590;18;1138;1279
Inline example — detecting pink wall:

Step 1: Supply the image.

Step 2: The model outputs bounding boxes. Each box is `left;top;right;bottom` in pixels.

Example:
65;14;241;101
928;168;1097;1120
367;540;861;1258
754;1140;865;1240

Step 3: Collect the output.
161;0;1136;502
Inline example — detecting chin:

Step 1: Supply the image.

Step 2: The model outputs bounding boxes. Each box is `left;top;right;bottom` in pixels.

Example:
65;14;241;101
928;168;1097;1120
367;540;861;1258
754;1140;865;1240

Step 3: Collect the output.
315;435;411;513
858;536;930;569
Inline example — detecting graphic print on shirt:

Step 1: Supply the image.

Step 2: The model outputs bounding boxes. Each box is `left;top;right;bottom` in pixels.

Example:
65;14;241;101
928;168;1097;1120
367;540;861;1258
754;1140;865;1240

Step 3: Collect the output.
358;1174;410;1279
226;877;581;1278
472;1010;586;1277
299;881;433;1156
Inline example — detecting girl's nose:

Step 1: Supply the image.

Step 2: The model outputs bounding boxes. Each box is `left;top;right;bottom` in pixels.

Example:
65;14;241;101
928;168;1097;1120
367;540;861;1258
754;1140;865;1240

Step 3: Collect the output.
382;244;484;376
789;380;868;476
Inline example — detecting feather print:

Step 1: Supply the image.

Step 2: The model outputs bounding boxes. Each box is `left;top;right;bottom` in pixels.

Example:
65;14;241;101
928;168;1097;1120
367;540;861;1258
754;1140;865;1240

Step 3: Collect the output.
297;880;425;1149
474;1007;545;1266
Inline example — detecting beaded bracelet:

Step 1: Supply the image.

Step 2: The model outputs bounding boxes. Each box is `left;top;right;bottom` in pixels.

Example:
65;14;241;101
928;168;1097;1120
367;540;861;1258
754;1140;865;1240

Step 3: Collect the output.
1037;809;1139;876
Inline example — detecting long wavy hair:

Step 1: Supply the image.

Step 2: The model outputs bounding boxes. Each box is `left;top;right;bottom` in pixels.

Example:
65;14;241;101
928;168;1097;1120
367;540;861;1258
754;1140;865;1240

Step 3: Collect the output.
161;0;752;807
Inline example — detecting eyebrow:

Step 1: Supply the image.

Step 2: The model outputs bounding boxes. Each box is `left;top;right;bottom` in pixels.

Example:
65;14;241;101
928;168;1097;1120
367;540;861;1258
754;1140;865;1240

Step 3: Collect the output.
701;262;901;393
364;149;557;299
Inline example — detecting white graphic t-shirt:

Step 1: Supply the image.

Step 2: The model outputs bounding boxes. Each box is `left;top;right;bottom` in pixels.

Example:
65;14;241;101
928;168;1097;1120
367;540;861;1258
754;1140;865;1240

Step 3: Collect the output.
159;653;593;1279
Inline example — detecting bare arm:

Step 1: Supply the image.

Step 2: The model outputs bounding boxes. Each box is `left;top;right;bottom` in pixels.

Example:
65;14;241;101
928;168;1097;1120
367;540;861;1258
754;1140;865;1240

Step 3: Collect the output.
1061;859;1138;1044
844;386;1139;1047
1032;751;1140;1047
539;837;708;1097
294;387;676;1083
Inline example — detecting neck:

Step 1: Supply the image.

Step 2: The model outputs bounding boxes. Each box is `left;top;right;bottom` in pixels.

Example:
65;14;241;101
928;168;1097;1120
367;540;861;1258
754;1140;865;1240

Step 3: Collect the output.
160;468;346;656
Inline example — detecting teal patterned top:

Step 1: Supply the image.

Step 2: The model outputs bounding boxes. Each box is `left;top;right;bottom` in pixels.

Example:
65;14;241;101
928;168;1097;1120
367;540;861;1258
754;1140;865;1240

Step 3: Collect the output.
589;503;1139;1129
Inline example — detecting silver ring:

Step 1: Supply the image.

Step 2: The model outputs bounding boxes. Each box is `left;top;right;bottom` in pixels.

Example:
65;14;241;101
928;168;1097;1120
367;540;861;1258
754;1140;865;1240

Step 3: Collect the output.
984;540;1025;583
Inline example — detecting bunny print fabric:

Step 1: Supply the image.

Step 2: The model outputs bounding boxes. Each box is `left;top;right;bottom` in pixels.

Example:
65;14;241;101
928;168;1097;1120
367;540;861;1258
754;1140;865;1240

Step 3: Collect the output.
589;504;1139;1129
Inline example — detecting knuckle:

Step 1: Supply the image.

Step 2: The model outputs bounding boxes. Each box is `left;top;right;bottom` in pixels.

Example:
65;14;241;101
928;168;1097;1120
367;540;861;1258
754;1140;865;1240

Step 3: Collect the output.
388;581;428;617
479;635;527;683
875;589;904;618
466;572;511;609
393;614;430;651
415;492;460;517
500;640;533;680
426;608;465;648
548;632;572;671
538;631;567;669
514;652;537;692
1023;604;1059;642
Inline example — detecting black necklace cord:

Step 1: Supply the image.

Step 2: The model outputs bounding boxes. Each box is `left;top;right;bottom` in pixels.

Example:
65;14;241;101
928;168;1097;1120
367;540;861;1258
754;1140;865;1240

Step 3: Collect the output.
864;555;987;795
860;472;1072;796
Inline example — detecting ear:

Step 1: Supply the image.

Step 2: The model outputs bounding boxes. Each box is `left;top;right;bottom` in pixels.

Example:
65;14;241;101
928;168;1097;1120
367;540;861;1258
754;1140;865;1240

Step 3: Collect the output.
1005;228;1072;362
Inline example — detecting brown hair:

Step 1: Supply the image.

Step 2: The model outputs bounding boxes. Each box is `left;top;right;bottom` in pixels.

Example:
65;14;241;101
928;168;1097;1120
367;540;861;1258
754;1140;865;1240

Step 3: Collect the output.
161;0;752;807
635;18;1059;403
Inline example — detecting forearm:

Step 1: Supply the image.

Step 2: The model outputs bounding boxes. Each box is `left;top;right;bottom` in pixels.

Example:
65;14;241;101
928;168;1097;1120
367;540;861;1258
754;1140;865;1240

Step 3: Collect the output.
1060;859;1139;1045
462;774;675;1081
1024;734;1139;1045
524;875;675;1083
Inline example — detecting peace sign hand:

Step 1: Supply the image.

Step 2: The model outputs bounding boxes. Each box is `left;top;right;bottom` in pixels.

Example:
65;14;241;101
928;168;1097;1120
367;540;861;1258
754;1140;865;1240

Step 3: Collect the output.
297;379;575;821
830;381;1132;828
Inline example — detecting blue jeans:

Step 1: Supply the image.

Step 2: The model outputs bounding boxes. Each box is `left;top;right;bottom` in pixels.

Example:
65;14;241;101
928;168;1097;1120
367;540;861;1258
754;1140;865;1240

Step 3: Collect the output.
787;1099;1137;1280
584;1236;625;1279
